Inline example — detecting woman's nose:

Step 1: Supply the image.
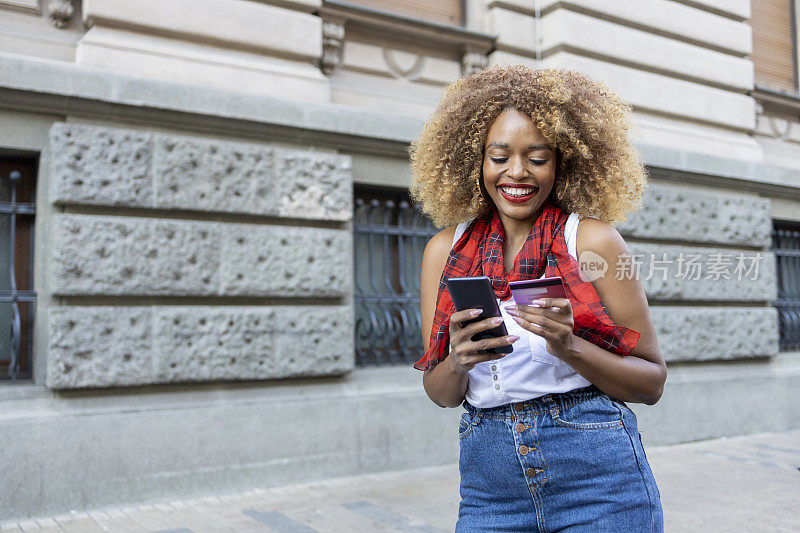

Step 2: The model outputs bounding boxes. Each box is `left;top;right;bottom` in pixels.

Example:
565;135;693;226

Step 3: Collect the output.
506;156;528;178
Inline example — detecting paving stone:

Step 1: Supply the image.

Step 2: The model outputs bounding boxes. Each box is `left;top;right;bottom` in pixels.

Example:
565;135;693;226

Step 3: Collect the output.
50;123;153;207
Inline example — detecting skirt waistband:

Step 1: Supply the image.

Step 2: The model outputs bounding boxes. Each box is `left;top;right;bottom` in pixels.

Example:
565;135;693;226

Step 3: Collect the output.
463;384;605;417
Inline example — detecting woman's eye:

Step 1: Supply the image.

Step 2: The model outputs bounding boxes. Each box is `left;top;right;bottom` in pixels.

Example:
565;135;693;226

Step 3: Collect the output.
490;157;507;163
530;159;548;165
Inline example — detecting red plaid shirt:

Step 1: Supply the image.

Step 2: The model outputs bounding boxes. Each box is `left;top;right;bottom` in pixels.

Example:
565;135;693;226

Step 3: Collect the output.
415;201;640;371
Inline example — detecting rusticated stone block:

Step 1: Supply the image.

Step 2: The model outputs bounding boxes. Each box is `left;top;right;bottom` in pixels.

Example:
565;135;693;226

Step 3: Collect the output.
623;244;775;301
51;214;351;297
153;136;275;213
50;123;153;207
46;305;354;388
47;307;153;388
275;150;352;221
153;306;353;382
618;183;771;247
220;225;350;296
52;214;220;296
651;306;779;362
49;123;354;221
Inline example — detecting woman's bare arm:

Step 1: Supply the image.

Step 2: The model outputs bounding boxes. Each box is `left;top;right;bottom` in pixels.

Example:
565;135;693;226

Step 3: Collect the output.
566;217;667;404
419;227;518;407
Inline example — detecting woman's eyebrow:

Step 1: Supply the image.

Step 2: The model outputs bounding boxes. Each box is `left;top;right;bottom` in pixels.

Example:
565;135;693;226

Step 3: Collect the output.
486;142;552;151
528;143;552;151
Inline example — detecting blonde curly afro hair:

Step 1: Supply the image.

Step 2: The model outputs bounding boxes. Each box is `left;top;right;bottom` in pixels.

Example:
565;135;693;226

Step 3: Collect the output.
408;65;648;229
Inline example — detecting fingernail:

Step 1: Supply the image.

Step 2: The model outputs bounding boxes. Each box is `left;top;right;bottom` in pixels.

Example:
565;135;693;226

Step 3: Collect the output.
532;299;546;307
513;316;524;324
470;309;482;316
504;305;518;310
491;317;503;325
507;335;520;342
505;308;519;316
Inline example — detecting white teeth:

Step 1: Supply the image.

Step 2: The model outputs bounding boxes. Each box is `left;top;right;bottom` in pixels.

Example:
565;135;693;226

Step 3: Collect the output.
500;186;537;197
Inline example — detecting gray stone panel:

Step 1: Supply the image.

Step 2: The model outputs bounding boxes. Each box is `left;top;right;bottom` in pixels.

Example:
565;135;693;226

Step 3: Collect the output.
154;306;353;382
47;305;354;389
651;306;779;362
220;225;350;296
47;307;153;388
275;150;353;221
618;183;772;247
625;243;776;301
153;136;275;214
48;123;353;221
51;214;351;297
52;214;220;296
50;123;153;207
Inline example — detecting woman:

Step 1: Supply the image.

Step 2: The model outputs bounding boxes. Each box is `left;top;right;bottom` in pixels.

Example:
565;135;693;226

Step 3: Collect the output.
410;65;666;532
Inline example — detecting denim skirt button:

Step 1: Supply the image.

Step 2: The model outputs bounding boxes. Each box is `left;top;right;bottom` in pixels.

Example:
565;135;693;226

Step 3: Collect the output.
525;467;536;477
515;422;526;433
519;445;530;455
514;403;525;411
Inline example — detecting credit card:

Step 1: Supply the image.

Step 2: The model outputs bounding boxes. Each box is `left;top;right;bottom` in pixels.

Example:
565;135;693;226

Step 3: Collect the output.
508;277;566;305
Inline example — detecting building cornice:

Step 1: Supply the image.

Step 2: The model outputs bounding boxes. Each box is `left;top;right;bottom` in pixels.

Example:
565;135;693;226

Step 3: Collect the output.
752;86;800;116
1;54;798;198
317;0;495;53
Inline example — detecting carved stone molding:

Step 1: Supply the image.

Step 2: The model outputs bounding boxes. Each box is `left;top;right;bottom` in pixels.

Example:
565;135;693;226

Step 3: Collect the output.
321;19;345;75
47;0;73;28
462;51;488;77
382;48;424;80
318;0;494;77
0;0;40;15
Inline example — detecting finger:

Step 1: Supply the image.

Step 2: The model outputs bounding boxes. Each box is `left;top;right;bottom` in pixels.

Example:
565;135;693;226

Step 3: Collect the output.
520;313;566;333
462;316;505;338
465;334;519;355
514;316;542;335
515;306;568;323
451;308;483;324
549;298;572;312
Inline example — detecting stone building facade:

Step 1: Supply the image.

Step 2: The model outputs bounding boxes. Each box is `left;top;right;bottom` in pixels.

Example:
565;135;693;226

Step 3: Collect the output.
1;0;799;521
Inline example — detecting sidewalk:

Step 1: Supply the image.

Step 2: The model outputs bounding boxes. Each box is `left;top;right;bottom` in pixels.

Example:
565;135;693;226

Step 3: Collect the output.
2;430;798;532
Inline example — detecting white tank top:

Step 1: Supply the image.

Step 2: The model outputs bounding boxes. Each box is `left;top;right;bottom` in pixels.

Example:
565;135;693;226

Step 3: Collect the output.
449;212;591;408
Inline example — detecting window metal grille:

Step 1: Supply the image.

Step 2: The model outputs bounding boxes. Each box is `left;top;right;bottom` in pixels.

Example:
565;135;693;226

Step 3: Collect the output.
1;159;36;380
772;220;800;351
353;186;437;366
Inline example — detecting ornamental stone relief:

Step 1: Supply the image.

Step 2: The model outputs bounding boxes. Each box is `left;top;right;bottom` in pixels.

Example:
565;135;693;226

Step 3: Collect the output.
47;0;73;28
321;19;345;75
382;48;424;80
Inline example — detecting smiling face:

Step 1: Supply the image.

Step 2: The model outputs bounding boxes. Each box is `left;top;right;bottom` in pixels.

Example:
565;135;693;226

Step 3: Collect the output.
481;108;557;237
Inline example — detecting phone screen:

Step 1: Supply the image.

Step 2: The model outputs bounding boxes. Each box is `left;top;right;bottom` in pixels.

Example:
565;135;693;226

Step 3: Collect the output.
445;276;512;354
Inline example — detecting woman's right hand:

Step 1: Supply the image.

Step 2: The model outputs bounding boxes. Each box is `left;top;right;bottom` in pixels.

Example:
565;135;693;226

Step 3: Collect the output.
447;308;519;373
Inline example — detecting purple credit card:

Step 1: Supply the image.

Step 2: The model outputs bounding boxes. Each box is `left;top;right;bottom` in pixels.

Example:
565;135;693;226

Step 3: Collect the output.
509;277;567;306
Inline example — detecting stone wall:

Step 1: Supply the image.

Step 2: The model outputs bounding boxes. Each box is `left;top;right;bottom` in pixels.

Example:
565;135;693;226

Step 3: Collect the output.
616;182;779;363
47;123;354;389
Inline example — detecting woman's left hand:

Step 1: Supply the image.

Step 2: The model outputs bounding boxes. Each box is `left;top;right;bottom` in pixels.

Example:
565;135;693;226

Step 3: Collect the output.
504;298;576;360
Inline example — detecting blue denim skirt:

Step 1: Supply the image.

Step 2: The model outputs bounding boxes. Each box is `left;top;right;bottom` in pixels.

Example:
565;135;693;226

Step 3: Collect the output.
457;385;663;532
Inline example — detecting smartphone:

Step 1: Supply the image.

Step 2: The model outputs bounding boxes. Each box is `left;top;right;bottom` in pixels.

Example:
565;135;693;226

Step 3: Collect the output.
445;276;513;355
508;276;566;306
